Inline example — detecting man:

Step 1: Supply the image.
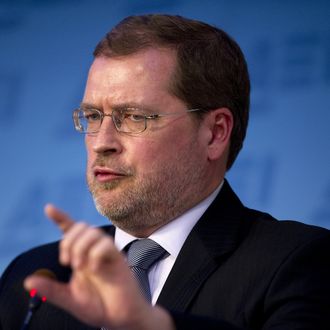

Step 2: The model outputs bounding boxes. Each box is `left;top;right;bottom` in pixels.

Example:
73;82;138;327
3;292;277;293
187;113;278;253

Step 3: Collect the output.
1;14;330;330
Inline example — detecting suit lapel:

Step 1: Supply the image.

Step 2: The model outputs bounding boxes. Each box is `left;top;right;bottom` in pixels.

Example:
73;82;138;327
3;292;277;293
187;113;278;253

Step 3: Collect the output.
102;224;116;237
157;180;251;312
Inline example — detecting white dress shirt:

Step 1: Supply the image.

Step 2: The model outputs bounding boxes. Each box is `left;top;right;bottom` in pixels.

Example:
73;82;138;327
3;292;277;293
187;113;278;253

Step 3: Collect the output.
115;182;223;305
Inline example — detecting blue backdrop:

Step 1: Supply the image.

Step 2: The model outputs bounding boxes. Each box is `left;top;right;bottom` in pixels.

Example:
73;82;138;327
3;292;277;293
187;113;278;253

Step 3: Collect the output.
1;0;330;273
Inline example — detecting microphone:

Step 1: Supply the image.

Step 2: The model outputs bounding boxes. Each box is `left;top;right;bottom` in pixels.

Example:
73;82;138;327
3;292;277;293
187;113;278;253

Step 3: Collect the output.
20;269;56;330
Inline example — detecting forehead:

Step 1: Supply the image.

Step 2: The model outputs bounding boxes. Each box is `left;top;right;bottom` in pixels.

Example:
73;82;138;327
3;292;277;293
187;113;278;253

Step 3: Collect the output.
83;48;178;108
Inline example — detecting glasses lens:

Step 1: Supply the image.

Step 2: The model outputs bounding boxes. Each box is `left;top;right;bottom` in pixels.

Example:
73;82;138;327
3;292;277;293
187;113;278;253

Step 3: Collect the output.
113;109;146;133
76;108;101;133
74;108;148;134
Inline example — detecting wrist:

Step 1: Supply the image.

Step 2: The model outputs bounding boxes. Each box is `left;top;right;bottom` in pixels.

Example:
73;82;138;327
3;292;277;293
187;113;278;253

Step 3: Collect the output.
144;306;175;330
103;304;175;330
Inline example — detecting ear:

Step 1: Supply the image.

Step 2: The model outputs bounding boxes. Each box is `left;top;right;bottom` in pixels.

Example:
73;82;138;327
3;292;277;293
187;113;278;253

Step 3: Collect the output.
204;108;233;161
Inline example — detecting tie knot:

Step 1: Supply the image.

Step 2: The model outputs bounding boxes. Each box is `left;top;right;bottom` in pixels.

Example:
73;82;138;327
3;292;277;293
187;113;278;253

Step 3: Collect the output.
126;239;168;270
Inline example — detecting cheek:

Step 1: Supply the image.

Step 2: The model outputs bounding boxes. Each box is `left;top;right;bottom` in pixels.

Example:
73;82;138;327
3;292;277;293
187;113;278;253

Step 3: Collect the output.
131;141;158;164
133;136;187;172
85;139;95;167
127;138;166;174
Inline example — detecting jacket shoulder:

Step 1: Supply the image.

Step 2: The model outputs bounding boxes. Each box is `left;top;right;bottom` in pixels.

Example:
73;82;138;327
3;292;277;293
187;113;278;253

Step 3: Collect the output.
245;207;330;251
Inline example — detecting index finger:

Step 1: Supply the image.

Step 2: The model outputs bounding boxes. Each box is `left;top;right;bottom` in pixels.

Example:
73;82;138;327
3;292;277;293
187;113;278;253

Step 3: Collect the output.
44;204;75;233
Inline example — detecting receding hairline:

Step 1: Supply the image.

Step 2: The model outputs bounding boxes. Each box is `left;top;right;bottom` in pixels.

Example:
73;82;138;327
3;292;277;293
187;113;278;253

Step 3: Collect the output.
93;46;184;106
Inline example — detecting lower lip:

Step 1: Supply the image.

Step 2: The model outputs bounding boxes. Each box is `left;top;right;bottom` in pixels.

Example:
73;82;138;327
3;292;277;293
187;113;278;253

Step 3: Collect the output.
95;173;124;183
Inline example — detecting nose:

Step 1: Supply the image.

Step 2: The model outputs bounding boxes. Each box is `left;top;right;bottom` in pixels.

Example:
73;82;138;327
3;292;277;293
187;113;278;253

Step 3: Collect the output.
90;116;123;155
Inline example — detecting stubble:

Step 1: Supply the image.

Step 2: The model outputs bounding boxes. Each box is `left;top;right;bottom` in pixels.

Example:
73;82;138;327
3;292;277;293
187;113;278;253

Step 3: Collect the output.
88;138;206;235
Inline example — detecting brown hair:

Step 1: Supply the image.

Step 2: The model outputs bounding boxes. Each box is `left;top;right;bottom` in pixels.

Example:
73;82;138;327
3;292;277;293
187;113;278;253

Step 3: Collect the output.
94;14;250;169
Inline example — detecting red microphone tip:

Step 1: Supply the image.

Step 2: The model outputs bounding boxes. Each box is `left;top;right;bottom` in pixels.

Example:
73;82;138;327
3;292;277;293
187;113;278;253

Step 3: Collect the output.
29;288;38;298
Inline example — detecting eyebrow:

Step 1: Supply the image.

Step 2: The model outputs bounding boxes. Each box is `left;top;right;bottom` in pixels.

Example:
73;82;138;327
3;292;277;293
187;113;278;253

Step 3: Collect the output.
80;102;100;110
79;102;156;113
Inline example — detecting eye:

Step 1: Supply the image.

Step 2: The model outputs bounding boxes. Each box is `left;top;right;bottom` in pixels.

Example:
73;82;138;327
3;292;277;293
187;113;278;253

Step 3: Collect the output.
124;112;145;122
83;110;100;122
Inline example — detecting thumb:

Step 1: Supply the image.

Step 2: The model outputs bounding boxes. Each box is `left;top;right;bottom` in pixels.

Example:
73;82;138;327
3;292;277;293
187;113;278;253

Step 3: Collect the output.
24;274;70;309
24;273;104;327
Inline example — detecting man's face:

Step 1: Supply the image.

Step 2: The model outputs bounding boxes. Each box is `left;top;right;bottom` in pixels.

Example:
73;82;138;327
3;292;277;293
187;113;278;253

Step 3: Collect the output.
83;48;215;236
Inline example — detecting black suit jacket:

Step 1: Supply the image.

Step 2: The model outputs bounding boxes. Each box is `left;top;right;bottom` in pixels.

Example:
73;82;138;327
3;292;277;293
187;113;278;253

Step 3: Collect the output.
1;181;330;329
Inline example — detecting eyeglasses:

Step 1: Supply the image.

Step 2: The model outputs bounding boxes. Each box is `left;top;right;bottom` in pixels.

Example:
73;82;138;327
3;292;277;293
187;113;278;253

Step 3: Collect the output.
73;107;203;134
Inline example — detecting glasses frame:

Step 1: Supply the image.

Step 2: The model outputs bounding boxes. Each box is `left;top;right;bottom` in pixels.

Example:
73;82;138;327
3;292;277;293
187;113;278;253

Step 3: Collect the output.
73;107;203;134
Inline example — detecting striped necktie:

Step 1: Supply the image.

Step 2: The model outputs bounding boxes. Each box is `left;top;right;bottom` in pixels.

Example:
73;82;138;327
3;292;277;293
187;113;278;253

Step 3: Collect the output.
126;238;169;303
100;239;168;330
